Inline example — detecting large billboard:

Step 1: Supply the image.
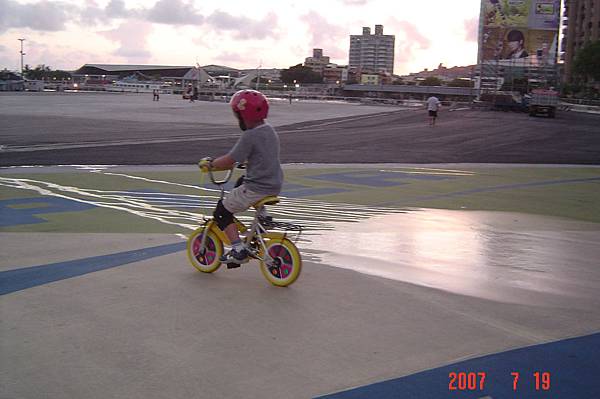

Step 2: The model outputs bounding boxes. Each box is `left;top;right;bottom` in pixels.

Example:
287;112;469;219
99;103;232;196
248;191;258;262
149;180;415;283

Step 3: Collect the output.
479;0;560;65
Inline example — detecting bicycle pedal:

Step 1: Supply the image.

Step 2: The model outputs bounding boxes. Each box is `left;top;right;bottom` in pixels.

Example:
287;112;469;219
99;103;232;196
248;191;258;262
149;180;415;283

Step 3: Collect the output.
227;262;241;269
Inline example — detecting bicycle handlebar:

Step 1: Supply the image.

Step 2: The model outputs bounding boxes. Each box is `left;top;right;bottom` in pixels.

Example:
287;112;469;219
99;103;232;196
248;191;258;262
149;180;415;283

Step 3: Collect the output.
207;167;233;185
199;162;246;185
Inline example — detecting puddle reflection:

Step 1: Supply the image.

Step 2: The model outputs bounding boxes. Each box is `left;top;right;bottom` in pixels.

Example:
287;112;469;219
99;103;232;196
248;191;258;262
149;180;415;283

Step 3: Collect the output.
305;209;600;308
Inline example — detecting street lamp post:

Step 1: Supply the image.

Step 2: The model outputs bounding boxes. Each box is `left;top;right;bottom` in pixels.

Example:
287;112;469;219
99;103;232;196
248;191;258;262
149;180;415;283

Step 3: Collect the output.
18;38;26;77
256;61;262;90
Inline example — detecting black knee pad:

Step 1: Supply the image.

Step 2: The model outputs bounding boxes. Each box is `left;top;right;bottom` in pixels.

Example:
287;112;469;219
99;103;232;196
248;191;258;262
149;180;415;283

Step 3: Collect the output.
213;200;234;230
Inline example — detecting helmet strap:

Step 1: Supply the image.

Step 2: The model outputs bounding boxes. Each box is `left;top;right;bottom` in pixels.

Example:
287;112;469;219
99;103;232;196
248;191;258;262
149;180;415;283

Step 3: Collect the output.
235;111;247;131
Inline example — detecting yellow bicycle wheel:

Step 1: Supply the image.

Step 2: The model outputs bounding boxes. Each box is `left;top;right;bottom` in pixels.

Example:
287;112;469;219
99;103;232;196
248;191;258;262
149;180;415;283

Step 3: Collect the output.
259;238;302;287
187;226;223;273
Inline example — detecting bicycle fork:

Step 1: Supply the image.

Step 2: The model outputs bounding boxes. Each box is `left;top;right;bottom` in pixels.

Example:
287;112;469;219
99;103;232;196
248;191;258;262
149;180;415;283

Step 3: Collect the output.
196;220;212;263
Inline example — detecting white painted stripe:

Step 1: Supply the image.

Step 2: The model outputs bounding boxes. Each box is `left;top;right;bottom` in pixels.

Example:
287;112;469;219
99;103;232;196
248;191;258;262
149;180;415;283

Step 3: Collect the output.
1;168;405;233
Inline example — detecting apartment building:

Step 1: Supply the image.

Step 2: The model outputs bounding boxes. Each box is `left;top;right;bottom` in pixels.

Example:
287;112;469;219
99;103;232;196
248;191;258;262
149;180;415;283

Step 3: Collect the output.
349;25;395;73
304;48;331;75
563;0;600;82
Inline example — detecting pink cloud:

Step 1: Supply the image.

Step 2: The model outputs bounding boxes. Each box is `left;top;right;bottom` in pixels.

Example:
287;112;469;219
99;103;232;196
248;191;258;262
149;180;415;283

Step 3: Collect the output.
41;47;106;70
100;20;154;63
214;51;245;64
341;0;367;5
386;18;431;72
1;39;102;70
0;0;72;33
387;19;431;49
300;11;348;62
146;0;203;25
206;11;279;40
463;17;479;42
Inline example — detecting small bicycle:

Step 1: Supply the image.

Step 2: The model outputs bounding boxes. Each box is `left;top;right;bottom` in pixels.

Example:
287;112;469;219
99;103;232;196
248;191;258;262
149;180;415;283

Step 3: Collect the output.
186;164;303;287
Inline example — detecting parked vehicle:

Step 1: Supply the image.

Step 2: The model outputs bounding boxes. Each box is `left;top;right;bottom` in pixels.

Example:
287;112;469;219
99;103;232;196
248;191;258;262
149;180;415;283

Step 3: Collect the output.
480;92;526;112
529;89;558;118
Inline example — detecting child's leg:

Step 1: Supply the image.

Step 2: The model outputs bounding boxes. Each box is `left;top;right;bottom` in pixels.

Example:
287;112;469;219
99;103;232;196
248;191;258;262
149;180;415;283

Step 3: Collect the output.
224;223;241;244
217;185;269;264
220;185;267;239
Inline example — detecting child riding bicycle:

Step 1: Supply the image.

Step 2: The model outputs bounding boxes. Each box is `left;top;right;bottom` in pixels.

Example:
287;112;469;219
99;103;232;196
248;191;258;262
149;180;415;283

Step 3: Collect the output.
199;90;283;265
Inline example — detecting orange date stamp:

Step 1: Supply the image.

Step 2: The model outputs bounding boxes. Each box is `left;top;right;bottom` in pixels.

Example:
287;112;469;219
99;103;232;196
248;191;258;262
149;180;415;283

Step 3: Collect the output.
448;371;551;391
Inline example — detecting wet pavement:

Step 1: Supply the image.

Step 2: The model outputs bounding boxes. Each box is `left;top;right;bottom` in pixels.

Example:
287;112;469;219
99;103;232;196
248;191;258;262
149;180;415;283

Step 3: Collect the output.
2;164;599;398
1;92;600;397
307;210;600;309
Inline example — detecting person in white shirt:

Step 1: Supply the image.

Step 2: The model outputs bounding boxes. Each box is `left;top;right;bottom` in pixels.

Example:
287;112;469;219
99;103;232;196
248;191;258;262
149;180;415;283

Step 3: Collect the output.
426;96;442;126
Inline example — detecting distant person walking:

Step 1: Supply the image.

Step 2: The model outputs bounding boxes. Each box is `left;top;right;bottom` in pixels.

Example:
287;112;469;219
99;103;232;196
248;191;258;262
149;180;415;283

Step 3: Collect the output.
152;89;160;101
186;84;194;102
426;95;442;126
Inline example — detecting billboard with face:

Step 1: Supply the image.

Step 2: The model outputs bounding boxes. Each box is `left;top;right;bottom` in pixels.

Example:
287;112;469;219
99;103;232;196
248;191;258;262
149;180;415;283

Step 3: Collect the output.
479;0;560;64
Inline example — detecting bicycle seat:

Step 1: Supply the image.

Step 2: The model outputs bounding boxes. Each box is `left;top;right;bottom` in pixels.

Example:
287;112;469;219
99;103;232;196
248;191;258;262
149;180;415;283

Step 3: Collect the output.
253;196;280;209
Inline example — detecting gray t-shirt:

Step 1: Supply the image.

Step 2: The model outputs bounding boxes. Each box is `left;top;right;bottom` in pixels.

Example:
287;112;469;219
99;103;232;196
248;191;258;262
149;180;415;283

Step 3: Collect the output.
228;122;284;195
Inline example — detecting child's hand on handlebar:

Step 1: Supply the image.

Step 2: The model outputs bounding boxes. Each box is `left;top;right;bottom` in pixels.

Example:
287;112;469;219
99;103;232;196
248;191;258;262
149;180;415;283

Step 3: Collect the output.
198;157;213;172
199;157;235;172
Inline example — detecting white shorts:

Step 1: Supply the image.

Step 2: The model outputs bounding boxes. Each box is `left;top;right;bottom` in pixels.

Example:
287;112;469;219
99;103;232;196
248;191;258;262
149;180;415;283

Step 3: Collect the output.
223;185;268;213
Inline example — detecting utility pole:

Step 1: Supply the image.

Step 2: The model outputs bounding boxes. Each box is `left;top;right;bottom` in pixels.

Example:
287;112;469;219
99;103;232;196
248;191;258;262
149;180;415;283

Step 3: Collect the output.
18;38;26;77
256;60;262;90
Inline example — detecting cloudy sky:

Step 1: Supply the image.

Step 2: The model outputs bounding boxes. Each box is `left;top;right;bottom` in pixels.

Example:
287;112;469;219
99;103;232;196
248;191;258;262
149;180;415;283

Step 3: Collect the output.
0;0;481;75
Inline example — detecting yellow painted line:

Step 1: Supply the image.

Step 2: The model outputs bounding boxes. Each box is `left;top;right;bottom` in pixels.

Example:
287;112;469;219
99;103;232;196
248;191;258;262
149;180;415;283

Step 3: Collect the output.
379;168;476;176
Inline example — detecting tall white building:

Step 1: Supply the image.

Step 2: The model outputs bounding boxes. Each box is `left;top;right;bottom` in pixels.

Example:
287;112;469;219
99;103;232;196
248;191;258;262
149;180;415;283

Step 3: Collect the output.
349;25;395;73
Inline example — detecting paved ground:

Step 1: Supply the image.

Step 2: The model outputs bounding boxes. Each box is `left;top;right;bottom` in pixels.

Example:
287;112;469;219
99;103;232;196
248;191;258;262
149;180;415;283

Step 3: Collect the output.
1;93;600;398
1;92;599;165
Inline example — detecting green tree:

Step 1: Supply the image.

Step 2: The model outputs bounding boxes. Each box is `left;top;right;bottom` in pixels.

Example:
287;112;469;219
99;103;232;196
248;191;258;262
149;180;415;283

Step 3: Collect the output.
280;64;323;84
447;78;473;87
573;40;600;82
24;64;71;80
419;76;442;86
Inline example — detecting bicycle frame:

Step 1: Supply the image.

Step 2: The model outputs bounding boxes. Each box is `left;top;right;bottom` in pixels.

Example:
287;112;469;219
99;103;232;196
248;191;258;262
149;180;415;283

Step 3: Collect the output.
198;218;283;263
197;166;289;265
189;164;303;286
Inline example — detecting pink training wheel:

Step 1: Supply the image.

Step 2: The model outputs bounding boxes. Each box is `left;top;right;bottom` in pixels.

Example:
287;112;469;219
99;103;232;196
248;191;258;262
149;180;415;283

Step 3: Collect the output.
267;244;294;279
193;233;217;265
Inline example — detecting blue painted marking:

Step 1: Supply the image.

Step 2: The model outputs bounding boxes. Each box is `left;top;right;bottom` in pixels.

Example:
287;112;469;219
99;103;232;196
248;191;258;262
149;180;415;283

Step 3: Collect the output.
218;183;350;198
283;183;311;191
282;187;348;197
316;332;600;399
281;183;349;197
0;242;185;295
0;197;96;227
308;171;453;187
128;186;349;201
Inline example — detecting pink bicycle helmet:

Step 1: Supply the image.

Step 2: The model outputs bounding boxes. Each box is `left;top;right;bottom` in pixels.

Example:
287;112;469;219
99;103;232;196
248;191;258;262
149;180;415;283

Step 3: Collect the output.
230;90;269;125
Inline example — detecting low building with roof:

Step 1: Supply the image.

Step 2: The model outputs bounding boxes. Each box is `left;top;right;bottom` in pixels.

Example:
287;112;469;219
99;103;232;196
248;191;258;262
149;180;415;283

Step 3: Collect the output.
73;64;193;79
0;70;24;91
71;64;195;88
